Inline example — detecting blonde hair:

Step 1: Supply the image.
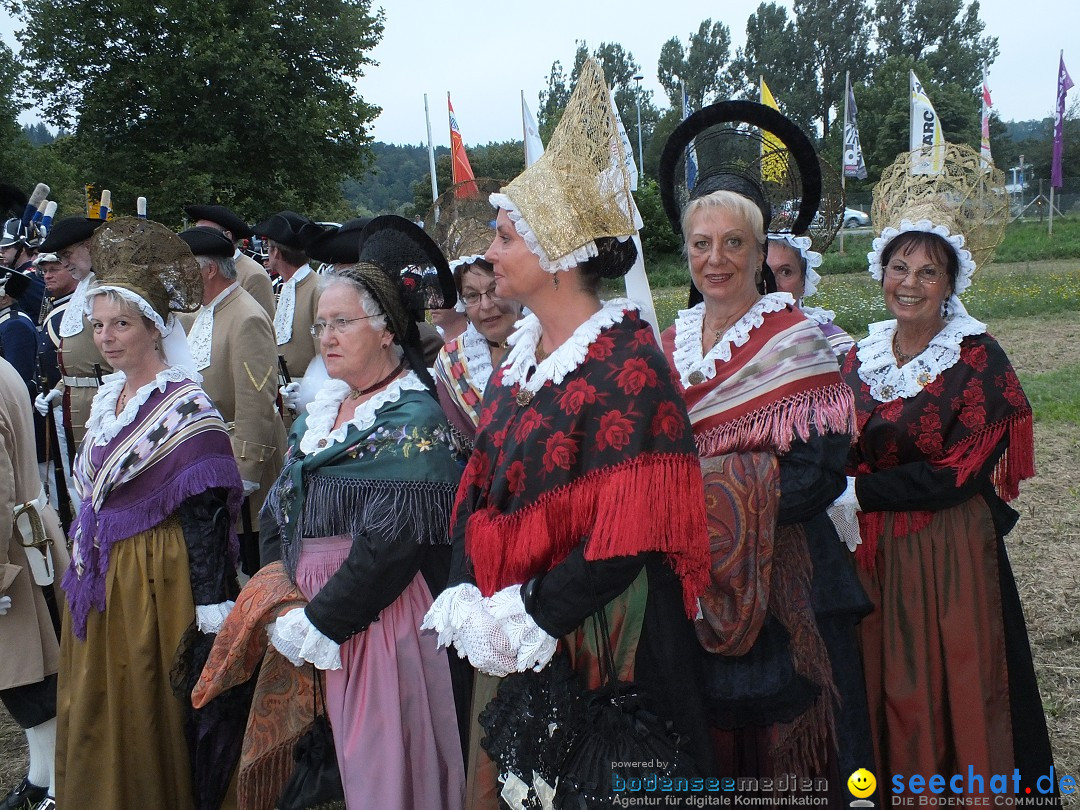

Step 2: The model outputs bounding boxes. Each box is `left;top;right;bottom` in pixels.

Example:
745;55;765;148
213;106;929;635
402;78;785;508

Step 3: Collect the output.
681;190;766;248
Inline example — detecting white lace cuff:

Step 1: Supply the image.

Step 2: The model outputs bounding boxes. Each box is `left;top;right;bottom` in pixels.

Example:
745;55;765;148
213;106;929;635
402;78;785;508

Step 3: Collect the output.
484;585;558;672
196;601;235;635
267;608;343;670
421;583;483;650
827;476;863;552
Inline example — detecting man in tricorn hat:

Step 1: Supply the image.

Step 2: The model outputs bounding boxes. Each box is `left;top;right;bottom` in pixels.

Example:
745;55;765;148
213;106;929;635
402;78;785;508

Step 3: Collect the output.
184;203;276;318
32;218;107;450
254;211;323;384
178;226;285;574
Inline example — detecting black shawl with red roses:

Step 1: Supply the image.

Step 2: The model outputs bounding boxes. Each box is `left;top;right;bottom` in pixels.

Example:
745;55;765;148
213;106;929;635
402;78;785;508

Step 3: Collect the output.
842;332;1034;568
450;310;711;616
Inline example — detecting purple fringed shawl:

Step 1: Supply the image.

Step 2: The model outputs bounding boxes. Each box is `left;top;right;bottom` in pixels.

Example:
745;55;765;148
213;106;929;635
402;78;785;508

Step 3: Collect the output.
63;379;243;639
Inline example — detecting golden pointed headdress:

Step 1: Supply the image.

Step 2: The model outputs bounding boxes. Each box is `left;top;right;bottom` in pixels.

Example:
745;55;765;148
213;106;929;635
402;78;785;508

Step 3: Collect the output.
868;143;1008;295
490;58;636;272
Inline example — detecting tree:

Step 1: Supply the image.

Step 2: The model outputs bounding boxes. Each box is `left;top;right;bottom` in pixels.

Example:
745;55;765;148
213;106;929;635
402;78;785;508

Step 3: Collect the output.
4;0;385;225
793;0;875;138
732;3;818;131
657;19;735;111
874;0;998;89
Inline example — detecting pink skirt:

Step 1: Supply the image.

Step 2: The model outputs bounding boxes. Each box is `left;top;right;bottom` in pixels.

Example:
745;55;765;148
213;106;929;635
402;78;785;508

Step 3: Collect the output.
296;535;465;810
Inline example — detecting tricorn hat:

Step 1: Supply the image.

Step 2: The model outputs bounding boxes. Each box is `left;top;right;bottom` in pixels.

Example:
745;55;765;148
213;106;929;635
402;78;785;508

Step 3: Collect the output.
305;217;372;265
178;226;236;259
38;217;104;254
184;204;254;240
253;211;324;251
0;266;31;300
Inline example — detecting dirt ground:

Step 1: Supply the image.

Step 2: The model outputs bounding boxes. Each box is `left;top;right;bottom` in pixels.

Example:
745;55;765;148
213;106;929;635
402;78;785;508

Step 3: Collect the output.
3;311;1079;802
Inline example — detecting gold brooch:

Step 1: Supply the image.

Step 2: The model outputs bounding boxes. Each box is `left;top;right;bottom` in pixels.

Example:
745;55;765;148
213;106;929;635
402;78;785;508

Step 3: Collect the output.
688;371;705;386
916;371;933;387
515;389;534;407
880;385;895;400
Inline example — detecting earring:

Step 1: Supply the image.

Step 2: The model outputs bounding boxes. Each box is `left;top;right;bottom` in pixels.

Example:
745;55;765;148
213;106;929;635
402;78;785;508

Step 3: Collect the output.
553;274;560;291
941;299;950;318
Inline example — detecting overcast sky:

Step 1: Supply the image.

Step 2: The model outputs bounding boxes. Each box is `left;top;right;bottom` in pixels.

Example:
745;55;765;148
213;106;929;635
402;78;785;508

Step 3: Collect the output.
3;0;1077;146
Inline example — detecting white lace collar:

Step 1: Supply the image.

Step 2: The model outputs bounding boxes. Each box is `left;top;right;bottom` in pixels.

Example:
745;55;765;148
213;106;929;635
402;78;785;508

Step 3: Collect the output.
799;303;837;326
84;365;203;446
298;370;428;455
855;300;986;401
275;264;313;346
187;283;239;371
460;322;496;397
500;298;637;394
59;273;95;338
670;293;793;387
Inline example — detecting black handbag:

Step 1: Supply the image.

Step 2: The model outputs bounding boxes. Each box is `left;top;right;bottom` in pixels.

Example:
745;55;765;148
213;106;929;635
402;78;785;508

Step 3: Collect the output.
480;587;698;809
276;667;346;810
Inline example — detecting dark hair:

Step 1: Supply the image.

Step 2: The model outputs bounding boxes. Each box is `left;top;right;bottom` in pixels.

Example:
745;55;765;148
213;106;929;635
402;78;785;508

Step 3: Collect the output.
578;236;638;293
880;231;959;289
452;257;494;293
269;239;307;268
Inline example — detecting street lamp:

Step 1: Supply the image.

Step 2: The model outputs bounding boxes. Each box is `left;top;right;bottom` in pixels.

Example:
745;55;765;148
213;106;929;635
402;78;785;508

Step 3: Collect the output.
633;74;644;185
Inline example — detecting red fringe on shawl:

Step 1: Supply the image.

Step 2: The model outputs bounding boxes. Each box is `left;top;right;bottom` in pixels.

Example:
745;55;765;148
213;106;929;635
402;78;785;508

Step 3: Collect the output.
694;384;856;458
464;453;711;617
854;410;1035;572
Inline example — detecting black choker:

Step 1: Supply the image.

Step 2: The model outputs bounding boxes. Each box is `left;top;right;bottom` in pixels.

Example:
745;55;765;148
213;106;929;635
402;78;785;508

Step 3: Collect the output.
349;359;406;400
486;338;508;349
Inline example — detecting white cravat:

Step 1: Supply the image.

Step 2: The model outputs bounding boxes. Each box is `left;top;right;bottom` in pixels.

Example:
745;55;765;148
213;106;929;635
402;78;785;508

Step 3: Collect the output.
274;264;312;346
59;272;96;338
187;283;239;371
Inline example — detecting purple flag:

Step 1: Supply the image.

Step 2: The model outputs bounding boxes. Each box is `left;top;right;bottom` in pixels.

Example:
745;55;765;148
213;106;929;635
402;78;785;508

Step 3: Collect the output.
1052;52;1074;188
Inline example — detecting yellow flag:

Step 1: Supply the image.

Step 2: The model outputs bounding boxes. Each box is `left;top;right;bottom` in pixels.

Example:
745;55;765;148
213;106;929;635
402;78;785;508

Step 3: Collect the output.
759;77;788;183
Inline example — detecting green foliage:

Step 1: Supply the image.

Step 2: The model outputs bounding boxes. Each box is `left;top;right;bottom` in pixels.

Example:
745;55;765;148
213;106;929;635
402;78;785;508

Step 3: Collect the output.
656;19;735;110
5;0;385;225
406;141;527;219
634;178;682;262
1020;366;1080;424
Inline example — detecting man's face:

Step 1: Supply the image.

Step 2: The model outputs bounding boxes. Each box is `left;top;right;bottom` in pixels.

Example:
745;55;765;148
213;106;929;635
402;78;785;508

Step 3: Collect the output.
0;244;19;268
41;261;77;296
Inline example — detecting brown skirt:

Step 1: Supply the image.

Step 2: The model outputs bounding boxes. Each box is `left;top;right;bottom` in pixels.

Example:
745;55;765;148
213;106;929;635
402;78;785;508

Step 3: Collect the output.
56;517;197;810
858;496;1013;785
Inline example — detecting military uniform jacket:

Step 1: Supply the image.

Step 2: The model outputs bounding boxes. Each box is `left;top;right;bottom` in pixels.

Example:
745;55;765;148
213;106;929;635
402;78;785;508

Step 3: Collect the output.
58;317;111;445
234;250;276;319
275;269;320;380
184;286;286;521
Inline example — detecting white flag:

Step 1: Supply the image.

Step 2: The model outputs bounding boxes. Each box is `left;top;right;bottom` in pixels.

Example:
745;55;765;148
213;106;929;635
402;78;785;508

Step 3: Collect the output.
521;93;544;168
910;70;945;175
609;90;639;192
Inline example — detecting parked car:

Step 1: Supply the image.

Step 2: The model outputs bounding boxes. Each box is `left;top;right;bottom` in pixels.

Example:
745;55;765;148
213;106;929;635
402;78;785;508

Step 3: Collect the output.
844;208;871;228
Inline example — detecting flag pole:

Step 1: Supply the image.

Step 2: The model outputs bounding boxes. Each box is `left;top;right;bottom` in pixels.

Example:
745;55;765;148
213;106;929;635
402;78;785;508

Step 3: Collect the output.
424;94;438;204
839;71;850;255
521;90;528;165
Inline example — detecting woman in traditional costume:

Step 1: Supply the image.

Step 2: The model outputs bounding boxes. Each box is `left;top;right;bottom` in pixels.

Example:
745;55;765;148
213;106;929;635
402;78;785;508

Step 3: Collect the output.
834;143;1056;797
767;234;854;359
423;59;714;810
260;215;466;810
432;254;522;458
656;102;874;797
55;218;244;810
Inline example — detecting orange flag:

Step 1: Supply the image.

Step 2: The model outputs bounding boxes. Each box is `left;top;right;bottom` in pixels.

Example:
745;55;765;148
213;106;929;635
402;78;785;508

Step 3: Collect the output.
448;94;478;198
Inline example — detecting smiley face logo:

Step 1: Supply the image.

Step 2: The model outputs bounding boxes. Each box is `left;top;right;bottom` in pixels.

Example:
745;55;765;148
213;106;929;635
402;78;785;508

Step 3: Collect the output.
848;768;876;798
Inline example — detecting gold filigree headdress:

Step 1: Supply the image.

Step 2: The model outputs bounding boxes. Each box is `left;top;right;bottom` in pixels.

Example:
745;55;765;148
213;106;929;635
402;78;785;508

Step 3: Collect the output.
490;58;636;273
868;143;1008;296
89;217;202;328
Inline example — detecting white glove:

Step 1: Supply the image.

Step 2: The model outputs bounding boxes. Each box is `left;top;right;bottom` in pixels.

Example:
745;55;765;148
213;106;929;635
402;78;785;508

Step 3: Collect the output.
34;389;61;417
267;607;342;670
0;595;11;615
241;479;260;497
827;475;863;552
196;601;235;634
279;381;301;412
485;585;558;672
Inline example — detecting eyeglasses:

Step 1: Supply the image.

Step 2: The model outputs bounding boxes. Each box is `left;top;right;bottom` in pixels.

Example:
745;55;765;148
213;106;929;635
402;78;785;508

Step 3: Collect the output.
310;315;375;338
884;264;944;284
461;285;501;308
